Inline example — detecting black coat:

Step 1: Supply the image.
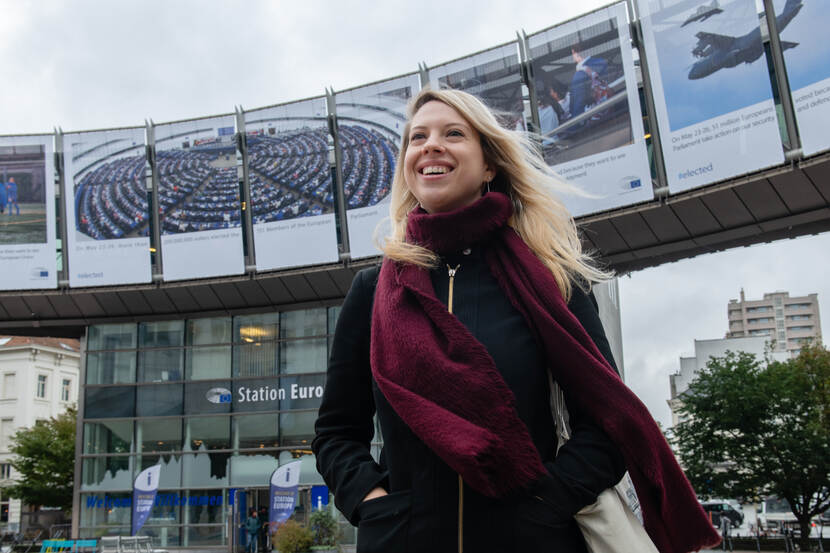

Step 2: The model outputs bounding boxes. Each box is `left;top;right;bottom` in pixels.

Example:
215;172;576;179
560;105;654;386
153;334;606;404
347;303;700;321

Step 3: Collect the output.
313;247;625;553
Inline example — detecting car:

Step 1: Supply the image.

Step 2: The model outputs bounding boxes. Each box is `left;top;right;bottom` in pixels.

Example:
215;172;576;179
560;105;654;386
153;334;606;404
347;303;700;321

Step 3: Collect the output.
701;499;745;527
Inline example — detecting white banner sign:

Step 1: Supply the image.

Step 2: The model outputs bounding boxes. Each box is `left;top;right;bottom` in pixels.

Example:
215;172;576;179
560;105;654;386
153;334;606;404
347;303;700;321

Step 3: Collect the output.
638;0;784;193
0;134;57;290
337;74;418;259
245;98;339;271
772;0;828;157
155;115;244;281
63;128;152;287
529;2;653;216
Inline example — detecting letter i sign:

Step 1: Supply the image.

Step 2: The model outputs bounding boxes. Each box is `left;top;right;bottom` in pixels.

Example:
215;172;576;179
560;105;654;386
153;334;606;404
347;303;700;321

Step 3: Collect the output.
285;468;291;483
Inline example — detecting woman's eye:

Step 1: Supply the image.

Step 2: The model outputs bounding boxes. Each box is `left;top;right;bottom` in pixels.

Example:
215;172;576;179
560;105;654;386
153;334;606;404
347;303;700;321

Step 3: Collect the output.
447;129;464;137
410;132;426;141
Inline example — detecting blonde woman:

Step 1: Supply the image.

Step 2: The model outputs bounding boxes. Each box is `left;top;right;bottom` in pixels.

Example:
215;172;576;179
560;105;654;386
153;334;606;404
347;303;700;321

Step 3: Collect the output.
313;88;718;553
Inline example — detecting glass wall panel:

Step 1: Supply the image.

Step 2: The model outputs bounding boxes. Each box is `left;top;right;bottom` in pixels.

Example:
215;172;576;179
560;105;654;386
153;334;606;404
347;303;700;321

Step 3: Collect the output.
137;383;183;417
234;414;279;449
138;349;184;382
234;313;279;343
79;492;132;526
184;490;226;525
234;342;278;377
138;525;180;548
280;308;326;339
186;346;231;380
139;321;185;348
138;456;182;490
85;386;135;419
185;416;231;450
182;453;230;487
86;351;136;385
280;338;327;374
187;317;231;345
185;382;232;415
327;306;341;334
279;410;316;447
186;525;225;547
229;451;279;486
84;420;133;454
79;527;130;539
81;456;133;491
138;419;182;453
88;323;137;351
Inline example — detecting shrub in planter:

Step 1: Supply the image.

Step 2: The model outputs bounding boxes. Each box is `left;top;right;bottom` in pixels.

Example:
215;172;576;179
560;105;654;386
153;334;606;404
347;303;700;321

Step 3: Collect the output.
273;520;313;553
308;509;339;547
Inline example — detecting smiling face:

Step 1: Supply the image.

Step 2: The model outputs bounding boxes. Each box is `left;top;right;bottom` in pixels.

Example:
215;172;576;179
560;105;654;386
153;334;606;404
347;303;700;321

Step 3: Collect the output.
403;100;494;214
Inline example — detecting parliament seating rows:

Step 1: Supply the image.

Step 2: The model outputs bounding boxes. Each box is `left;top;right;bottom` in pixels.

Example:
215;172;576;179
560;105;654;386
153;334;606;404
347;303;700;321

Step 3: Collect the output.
73;124;398;239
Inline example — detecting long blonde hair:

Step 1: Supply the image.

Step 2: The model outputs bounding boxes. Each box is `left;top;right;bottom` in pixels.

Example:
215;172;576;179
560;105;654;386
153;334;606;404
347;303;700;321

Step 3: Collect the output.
380;88;610;300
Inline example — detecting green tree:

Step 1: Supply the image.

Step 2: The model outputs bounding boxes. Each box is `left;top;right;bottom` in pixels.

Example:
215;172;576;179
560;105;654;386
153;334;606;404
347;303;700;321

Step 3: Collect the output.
6;407;76;511
674;345;830;550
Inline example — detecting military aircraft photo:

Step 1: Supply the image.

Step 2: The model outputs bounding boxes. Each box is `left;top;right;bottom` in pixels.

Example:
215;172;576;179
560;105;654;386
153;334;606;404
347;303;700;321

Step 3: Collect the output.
681;0;723;27
688;0;803;80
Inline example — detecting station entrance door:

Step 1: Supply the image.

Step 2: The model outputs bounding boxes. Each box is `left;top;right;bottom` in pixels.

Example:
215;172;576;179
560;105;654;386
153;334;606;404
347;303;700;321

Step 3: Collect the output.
229;487;311;553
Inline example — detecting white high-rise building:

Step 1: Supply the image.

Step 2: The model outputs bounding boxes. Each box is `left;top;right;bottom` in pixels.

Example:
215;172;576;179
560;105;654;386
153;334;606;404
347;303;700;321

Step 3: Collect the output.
0;336;80;532
668;336;788;427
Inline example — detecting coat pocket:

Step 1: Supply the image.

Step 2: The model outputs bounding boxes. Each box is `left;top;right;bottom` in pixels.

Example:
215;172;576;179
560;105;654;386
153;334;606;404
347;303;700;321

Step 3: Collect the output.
514;495;587;551
356;490;412;553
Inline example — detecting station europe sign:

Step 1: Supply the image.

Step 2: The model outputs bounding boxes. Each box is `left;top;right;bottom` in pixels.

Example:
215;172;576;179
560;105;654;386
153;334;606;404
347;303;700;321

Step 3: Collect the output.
205;383;324;405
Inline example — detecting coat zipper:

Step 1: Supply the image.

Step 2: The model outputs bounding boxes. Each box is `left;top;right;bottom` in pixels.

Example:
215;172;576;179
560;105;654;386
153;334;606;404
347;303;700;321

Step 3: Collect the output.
446;263;463;553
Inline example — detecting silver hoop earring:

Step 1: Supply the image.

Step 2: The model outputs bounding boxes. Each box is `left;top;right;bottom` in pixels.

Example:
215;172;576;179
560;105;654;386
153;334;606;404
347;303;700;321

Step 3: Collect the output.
485;180;491;194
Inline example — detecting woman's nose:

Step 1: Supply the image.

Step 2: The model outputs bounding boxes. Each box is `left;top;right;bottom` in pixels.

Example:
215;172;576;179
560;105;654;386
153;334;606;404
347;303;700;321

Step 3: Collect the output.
422;134;444;152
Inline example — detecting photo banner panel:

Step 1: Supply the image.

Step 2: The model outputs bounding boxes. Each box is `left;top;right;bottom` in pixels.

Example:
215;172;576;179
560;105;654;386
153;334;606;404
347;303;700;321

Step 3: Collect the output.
0;134;57;290
429;42;525;130
64;128;152;287
155;115;245;281
336;74;420;260
638;0;784;193
772;0;828;156
528;2;653;217
244;98;339;271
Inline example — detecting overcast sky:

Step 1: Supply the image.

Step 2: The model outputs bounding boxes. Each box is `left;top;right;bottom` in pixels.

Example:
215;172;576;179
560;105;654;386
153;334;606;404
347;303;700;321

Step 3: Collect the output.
1;0;827;428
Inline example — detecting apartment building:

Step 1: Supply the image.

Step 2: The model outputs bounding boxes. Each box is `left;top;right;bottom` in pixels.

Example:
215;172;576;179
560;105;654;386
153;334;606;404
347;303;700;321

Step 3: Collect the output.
726;289;821;356
0;336;80;532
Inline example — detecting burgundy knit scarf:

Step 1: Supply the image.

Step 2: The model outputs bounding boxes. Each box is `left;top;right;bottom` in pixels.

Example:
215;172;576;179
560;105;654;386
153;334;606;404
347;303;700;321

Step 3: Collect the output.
370;192;719;553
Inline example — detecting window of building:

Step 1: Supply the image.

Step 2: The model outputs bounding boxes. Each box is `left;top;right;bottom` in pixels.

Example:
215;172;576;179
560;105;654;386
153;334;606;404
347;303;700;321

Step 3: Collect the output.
280;309;326;339
787;325;813;332
61;379;72;402
36;375;47;399
83;420;133;455
88;323;137;351
0;418;14;450
138;349;184;382
785;303;812;310
749;329;771;336
187;317;231;346
788;314;811;321
0;463;11;479
139;321;184;348
2;373;15;399
86;351;136;385
748;317;773;324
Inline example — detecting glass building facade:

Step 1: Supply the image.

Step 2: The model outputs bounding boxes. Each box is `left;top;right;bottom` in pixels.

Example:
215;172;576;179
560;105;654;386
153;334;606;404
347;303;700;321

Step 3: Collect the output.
76;305;376;548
